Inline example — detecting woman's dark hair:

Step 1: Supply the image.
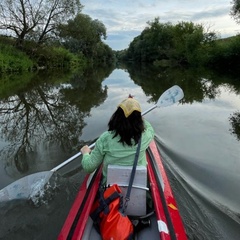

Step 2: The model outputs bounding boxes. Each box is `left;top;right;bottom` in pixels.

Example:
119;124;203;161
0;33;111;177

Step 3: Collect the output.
108;107;144;146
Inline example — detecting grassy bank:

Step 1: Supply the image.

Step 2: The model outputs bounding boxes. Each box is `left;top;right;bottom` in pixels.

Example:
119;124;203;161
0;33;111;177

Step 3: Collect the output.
0;42;33;73
0;36;87;73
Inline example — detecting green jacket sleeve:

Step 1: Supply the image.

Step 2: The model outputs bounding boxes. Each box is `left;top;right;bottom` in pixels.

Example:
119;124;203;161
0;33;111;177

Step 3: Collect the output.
81;133;106;173
143;119;154;145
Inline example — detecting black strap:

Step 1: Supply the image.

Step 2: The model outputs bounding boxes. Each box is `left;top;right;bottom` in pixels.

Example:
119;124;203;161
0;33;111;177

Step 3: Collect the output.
92;137;142;216
123;137;142;212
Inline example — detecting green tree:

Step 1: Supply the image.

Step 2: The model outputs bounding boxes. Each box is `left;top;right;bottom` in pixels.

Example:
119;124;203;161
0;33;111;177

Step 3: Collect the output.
171;22;208;64
127;18;174;62
57;14;108;58
126;18;216;66
0;0;82;46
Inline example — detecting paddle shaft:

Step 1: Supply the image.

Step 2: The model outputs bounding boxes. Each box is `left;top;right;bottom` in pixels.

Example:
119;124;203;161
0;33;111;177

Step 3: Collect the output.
51;85;183;172
0;86;184;201
51;142;95;172
51;105;155;172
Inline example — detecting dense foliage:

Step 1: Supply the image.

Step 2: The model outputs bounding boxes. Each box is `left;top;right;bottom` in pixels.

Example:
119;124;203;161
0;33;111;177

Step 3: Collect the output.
207;35;240;71
0;41;33;73
118;18;240;71
0;1;239;74
122;18;216;67
0;35;87;72
57;14;115;64
0;0;115;73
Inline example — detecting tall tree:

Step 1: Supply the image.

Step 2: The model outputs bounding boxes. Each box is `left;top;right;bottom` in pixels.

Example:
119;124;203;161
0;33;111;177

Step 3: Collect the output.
230;0;240;23
0;0;82;46
126;18;216;66
57;14;107;57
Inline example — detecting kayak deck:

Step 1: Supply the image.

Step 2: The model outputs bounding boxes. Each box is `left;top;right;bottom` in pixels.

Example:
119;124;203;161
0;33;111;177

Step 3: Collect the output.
58;140;187;239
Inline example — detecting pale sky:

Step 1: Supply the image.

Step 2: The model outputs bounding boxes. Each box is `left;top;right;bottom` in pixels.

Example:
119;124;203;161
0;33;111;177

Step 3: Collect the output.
81;0;239;50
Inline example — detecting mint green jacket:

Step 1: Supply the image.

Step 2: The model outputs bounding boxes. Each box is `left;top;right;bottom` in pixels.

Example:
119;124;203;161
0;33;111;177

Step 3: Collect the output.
82;120;154;183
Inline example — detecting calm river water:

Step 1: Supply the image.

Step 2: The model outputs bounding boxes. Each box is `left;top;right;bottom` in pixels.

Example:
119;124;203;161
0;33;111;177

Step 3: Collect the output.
0;65;240;239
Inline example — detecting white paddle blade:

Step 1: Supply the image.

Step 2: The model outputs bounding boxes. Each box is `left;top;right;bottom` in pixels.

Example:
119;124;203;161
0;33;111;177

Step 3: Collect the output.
0;171;52;202
157;85;184;107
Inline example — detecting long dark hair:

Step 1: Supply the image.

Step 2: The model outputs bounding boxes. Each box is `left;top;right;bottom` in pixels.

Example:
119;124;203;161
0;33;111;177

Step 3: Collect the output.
108;107;144;146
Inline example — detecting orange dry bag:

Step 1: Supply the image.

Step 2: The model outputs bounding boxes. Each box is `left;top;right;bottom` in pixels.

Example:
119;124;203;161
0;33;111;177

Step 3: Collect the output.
90;184;133;240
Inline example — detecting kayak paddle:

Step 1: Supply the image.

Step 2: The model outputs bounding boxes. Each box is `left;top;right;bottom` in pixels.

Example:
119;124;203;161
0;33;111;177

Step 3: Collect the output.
0;85;184;202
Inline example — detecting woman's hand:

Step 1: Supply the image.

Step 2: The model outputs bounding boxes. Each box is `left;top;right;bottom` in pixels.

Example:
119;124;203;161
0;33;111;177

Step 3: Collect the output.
80;145;91;154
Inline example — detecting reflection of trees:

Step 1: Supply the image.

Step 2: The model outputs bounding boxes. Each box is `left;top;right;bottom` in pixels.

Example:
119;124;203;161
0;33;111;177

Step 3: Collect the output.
0;84;87;174
122;62;240;142
0;66;112;175
123;63;218;104
122;62;240;105
229;111;240;141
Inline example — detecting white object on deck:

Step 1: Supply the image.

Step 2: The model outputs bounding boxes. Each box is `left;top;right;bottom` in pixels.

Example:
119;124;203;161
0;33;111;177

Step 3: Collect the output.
157;220;169;234
107;165;148;216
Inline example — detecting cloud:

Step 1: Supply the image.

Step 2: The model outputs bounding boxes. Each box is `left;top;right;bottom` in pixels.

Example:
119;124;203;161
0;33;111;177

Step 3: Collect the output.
191;7;228;21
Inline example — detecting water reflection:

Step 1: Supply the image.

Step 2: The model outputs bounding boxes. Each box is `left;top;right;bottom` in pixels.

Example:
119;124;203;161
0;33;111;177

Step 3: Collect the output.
1;64;240;181
0;66;113;183
124;63;240;141
0;64;240;239
125;63;223;103
229;111;240;141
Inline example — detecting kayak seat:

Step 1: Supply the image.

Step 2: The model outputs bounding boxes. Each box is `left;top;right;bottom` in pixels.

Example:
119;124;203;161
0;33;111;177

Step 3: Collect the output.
107;165;148;216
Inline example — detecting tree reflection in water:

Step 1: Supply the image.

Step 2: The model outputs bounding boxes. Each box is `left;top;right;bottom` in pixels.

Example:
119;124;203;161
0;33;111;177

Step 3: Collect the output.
229;111;240;141
125;62;240;142
0;67;111;178
1;64;239;181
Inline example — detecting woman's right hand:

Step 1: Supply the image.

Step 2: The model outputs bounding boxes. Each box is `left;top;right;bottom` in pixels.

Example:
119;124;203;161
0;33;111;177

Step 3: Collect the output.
80;145;91;154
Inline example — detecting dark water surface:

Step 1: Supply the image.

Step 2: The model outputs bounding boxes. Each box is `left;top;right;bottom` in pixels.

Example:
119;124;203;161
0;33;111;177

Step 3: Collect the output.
0;66;240;239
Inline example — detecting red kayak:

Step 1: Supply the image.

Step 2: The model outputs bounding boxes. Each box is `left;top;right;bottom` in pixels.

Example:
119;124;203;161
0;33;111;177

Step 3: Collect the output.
58;140;187;240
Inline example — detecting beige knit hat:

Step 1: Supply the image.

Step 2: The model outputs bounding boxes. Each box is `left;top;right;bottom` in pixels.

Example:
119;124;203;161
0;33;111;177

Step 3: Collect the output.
118;97;141;118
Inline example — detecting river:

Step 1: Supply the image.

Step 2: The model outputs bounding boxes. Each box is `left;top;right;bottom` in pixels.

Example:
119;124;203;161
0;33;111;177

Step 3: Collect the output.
0;65;240;239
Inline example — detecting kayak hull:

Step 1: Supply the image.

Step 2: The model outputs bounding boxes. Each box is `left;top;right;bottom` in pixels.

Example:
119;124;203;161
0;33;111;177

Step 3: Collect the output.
58;140;187;239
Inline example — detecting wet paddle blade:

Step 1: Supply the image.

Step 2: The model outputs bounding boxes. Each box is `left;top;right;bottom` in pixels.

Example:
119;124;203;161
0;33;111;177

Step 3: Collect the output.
141;85;184;116
157;85;184;107
0;171;53;202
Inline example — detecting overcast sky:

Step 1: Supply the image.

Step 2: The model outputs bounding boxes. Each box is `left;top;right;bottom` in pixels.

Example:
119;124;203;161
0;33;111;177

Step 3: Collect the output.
81;0;239;51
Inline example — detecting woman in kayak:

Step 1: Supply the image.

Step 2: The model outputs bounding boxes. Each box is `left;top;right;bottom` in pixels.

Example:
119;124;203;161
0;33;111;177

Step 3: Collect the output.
80;96;154;184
